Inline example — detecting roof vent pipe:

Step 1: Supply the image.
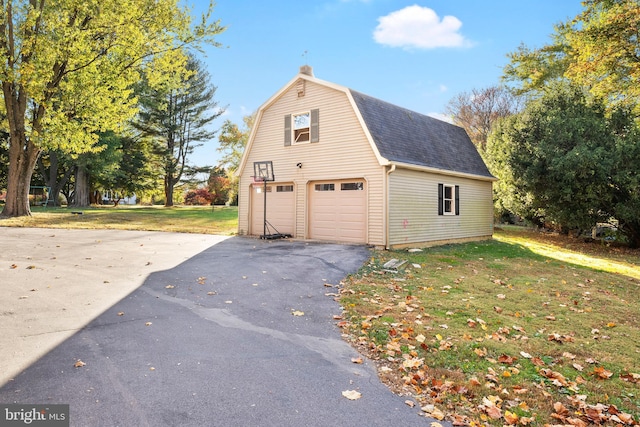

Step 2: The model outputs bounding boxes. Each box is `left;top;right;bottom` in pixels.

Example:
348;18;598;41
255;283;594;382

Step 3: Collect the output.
299;65;314;76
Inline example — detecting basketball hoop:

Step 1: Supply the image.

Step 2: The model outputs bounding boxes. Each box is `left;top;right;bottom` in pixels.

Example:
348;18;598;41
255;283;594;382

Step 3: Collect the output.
253;161;274;182
251;161;291;240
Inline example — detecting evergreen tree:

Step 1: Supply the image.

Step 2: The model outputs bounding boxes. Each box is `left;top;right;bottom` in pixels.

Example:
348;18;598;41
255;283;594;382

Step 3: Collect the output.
135;54;224;206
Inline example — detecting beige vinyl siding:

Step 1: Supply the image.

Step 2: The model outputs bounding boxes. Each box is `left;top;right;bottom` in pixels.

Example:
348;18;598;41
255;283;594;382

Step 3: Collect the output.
388;168;493;247
238;79;385;245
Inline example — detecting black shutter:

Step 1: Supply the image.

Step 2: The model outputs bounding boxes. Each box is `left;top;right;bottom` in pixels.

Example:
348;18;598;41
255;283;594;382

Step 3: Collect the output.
284;114;291;146
455;185;460;216
438;183;444;215
310;109;319;143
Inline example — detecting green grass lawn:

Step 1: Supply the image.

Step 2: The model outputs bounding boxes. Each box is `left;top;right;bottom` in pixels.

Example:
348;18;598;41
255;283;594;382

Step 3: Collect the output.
0;205;239;235
340;228;640;426
3;207;638;425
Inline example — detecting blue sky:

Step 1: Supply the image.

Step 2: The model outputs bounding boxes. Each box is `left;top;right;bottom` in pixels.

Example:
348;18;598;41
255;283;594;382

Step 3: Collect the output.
190;0;584;167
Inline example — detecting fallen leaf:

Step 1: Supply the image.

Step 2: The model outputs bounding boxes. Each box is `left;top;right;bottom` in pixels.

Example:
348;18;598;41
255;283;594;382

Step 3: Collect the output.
291;310;305;316
620;372;640;383
474;348;487;358
531;357;546;366
483;401;502;420
496;294;506;299
145;322;152;326
504;410;519;425
404;400;415;408
493;306;503;313
342;390;362;400
10;264;17;269
520;351;532;359
592;366;613;379
351;357;363;364
117;312;125;316
165;285;175;289
74;360;86;368
421;405;445;420
498;354;517;365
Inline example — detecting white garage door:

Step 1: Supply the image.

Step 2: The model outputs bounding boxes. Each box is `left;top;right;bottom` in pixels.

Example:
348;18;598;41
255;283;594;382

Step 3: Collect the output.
251;183;295;237
309;180;366;243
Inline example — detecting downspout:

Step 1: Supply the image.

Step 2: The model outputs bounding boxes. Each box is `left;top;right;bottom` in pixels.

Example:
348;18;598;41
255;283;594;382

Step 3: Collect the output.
385;164;396;250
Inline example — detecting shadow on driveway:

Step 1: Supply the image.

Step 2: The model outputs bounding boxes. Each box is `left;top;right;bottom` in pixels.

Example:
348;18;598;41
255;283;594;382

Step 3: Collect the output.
1;237;433;426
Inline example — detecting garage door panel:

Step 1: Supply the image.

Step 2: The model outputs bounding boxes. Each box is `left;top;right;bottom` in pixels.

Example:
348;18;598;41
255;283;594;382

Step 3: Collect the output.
251;184;294;236
309;180;366;243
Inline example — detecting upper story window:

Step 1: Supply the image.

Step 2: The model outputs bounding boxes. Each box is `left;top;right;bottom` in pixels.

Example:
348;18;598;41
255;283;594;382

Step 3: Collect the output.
293;112;310;143
284;109;319;146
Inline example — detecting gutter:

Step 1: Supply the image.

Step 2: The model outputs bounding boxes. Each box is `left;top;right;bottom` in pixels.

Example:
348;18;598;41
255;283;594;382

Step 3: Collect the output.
389;161;497;182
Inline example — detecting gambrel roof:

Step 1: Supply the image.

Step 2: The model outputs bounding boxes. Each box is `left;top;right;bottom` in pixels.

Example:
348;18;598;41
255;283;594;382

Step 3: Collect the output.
238;69;495;181
349;90;495;179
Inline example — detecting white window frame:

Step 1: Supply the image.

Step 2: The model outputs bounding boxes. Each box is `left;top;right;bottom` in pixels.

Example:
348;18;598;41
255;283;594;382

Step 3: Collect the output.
292;111;310;144
443;184;455;215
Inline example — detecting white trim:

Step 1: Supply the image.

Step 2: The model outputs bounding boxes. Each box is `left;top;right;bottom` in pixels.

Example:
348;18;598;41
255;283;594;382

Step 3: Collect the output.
442;183;456;215
292;110;311;144
391;161;497;182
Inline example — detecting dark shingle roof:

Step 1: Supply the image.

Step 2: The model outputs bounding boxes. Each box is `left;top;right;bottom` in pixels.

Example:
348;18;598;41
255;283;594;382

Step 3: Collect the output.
350;89;494;179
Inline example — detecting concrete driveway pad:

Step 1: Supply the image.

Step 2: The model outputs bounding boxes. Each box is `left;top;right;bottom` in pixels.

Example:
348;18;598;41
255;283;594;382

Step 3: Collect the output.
0;229;431;426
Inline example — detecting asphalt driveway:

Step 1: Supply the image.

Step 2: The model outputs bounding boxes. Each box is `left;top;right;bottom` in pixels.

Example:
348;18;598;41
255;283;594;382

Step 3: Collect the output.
0;229;433;426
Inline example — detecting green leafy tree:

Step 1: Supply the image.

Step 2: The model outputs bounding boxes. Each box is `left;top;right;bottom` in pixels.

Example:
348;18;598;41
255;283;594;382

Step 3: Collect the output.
503;0;639;114
560;0;640;113
609;114;640;248
487;83;640;246
0;0;225;217
217;114;254;204
94;132;160;206
134;54;224;206
502;42;570;96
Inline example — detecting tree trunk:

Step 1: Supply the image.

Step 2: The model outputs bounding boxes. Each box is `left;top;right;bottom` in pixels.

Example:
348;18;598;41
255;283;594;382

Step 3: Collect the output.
164;175;174;207
1;138;40;217
72;166;91;207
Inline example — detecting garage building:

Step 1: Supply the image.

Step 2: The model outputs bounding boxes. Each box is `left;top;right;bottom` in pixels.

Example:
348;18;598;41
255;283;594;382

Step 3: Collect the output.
237;66;496;248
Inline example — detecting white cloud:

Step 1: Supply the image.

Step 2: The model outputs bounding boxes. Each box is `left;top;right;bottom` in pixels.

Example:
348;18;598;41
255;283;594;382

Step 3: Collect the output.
439;84;448;92
373;5;471;49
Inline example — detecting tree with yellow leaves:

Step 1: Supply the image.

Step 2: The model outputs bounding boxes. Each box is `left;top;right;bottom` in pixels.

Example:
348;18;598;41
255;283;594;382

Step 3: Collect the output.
0;0;225;217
